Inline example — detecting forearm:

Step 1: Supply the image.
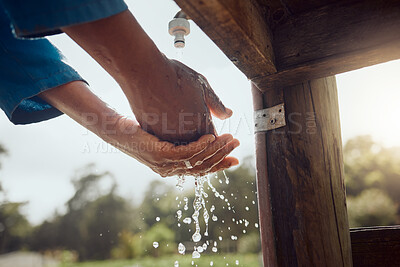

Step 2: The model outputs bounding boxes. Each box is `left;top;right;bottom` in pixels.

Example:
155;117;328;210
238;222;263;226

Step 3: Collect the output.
61;10;164;99
38;81;132;145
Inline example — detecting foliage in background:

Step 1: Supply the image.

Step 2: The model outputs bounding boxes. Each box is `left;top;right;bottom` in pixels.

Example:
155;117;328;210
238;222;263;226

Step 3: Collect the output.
2;135;400;261
30;166;137;260
344;135;400;227
0;144;32;254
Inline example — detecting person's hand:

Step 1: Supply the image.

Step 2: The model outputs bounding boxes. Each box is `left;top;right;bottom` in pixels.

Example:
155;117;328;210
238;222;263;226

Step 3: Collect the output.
126;55;233;144
62;10;234;144
114;117;239;177
39;81;240;177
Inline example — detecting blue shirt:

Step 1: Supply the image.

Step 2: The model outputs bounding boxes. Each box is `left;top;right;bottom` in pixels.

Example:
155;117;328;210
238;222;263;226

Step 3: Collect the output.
0;0;128;124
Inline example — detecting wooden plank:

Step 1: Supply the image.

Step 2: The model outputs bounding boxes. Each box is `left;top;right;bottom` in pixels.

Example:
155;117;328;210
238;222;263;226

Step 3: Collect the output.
351;226;400;267
257;77;352;266
173;0;276;79
251;83;278;267
257;0;400;90
175;0;400;92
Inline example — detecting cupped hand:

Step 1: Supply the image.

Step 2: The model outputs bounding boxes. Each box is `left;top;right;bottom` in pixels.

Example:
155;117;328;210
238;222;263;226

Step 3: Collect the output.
128;55;233;144
114;117;239;177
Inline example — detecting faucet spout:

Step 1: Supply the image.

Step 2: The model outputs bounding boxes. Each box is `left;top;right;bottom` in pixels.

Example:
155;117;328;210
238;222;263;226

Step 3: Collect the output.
169;10;190;48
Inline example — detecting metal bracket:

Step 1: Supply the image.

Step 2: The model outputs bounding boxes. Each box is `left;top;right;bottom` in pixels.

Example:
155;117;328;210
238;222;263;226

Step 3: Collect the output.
254;103;286;133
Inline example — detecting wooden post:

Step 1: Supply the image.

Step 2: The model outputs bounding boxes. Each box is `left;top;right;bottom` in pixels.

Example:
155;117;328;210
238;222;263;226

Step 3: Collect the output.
252;77;353;266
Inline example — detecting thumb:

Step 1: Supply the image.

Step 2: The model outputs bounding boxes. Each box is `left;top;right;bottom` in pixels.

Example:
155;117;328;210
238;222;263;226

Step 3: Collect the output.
199;75;233;120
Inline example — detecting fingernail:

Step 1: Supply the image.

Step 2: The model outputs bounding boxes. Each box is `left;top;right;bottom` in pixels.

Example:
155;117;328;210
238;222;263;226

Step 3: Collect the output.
208;135;216;143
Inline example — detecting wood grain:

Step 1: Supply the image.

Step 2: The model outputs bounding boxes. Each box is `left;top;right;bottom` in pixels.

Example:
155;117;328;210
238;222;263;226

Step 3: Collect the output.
252;83;278;267
351;226;400;267
174;0;400;92
173;0;276;80
259;77;352;266
260;0;400;90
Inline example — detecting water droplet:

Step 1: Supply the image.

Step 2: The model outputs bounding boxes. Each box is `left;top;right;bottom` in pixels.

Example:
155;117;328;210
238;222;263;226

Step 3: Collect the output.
177;210;182;220
252;200;256;204
183;217;192;224
192;232;201;242
178;243;186;255
202;243;207;250
255;223;259;228
197;246;204;253
174;261;179;267
156;217;160;222
245;220;249;227
99;233;103;237
176;175;186;191
245;206;249;211
192;251;201;258
153;242;159;248
218;236;223;241
210;205;215;212
210;261;214;266
223;170;230;184
236;260;239;265
212;246;218;253
212;215;218;221
184;197;189;210
231;235;237;240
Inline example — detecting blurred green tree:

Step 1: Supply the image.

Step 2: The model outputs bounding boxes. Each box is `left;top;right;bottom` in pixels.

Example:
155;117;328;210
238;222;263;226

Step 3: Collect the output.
0;144;32;253
0;201;31;253
31;165;137;260
344;135;400;226
347;188;397;227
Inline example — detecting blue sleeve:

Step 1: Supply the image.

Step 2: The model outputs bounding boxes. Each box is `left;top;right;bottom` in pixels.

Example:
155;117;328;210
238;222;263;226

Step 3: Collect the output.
0;0;128;38
0;9;86;124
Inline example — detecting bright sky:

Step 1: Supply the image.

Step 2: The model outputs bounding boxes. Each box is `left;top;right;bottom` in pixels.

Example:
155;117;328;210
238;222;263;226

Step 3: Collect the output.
0;0;399;225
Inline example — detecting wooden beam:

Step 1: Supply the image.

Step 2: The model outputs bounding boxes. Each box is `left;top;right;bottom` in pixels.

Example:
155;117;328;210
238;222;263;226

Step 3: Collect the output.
173;0;276;80
253;77;352;266
351;226;400;267
174;0;400;92
251;83;278;267
256;0;400;91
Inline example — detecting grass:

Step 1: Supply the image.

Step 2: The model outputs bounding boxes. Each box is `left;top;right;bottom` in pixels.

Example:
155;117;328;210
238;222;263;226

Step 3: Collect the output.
62;253;261;267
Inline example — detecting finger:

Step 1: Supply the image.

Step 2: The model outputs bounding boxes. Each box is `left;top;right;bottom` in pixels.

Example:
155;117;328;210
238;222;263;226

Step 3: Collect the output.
204;157;239;174
199;75;233;120
166;134;216;161
190;138;240;174
165;156;239;177
188;134;234;166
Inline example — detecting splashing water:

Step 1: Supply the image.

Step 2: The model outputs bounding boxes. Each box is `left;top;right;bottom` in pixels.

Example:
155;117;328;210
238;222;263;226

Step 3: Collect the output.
192;250;200;259
177;210;182;221
183;197;189;210
178;243;186;255
191;176;210;243
223;170;230;184
183;217;192;224
176;175;185;191
174;261;179;267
